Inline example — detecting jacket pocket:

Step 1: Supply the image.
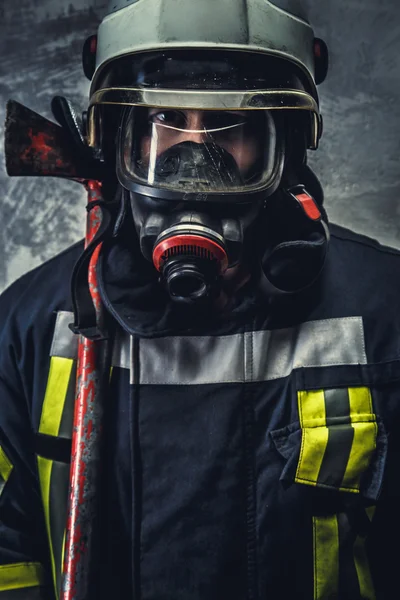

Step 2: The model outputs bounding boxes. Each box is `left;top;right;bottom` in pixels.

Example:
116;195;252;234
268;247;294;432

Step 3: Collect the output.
271;386;386;599
270;386;387;502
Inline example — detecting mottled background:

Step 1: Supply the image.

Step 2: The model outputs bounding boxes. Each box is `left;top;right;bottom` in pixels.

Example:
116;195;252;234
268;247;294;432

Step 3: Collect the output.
0;0;399;292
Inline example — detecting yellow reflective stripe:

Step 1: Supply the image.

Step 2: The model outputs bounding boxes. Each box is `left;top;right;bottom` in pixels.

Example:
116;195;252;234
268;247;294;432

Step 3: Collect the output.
296;387;378;492
340;422;377;492
0;562;44;591
353;534;376;600
39;357;74;437
37;456;57;599
296;427;329;486
313;515;339;600
341;388;377;492
298;390;326;426
296;391;327;485
348;387;373;419
353;506;376;600
38;356;75;598
0;447;13;483
61;529;66;578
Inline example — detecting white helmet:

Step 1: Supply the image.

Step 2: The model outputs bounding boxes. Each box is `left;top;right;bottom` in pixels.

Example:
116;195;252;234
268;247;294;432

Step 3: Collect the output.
82;0;328;202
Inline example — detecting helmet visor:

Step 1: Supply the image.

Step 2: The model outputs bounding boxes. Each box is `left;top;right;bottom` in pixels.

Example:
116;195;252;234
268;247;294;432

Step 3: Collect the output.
118;106;280;195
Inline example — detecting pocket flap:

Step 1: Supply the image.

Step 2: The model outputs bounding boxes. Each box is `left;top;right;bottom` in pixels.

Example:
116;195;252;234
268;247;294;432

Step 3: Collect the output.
271;387;387;502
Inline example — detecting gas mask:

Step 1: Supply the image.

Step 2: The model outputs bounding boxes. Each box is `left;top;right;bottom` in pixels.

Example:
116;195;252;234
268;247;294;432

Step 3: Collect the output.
116;105;290;303
115;104;328;305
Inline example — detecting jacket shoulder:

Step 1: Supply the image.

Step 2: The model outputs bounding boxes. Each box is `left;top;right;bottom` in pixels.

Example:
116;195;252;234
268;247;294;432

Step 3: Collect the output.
320;224;400;359
330;223;400;258
0;241;84;442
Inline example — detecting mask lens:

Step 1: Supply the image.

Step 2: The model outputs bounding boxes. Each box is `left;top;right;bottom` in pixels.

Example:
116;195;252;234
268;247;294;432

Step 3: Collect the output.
119;107;279;195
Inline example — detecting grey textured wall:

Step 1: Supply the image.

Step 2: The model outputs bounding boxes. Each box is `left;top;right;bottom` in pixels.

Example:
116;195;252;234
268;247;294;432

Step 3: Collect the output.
0;0;399;292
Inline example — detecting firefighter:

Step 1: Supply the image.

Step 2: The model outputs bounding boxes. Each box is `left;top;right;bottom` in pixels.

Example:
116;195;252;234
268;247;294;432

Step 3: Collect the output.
0;0;399;598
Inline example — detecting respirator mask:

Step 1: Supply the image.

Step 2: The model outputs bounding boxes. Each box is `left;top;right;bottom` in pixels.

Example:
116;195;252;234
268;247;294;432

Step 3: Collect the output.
86;41;328;306
116;104;287;304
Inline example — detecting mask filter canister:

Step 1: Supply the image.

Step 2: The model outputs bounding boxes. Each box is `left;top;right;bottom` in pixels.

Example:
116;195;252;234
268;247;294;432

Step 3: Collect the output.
152;227;229;303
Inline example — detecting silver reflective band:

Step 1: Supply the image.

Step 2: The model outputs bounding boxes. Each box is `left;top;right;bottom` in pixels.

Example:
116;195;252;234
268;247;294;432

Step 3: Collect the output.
50;312;79;360
51;313;367;385
89;88;319;112
88;89;320;150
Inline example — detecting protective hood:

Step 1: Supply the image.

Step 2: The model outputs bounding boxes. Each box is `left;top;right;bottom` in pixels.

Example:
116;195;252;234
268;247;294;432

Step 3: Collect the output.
94;181;329;339
96;211;265;338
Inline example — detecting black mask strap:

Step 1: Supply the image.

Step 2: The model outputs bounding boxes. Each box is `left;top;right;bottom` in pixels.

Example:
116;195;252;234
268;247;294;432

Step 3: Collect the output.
69;192;124;340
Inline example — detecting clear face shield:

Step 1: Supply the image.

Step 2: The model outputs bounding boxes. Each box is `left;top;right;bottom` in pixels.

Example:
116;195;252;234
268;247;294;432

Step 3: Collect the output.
117;106;281;198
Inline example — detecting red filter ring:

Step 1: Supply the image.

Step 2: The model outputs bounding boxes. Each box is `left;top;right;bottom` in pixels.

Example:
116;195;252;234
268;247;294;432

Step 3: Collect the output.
153;234;228;273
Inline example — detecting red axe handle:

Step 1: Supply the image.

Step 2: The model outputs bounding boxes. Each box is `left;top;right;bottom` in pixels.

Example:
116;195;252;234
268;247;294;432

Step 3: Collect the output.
61;181;111;600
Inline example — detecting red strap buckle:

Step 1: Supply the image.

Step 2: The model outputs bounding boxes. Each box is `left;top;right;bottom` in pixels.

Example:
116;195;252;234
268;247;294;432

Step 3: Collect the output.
294;192;321;221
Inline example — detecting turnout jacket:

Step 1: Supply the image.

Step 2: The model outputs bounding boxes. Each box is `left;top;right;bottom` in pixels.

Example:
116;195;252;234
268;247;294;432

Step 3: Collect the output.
0;223;399;600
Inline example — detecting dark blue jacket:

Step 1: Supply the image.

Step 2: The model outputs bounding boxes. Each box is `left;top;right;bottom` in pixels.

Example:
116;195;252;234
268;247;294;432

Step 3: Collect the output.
0;224;399;599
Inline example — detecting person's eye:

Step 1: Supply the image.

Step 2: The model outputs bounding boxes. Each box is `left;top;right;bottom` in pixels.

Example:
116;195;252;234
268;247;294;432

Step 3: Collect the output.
150;110;186;128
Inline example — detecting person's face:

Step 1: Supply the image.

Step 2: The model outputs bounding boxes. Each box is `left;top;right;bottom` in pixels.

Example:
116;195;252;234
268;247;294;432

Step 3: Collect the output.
140;108;261;176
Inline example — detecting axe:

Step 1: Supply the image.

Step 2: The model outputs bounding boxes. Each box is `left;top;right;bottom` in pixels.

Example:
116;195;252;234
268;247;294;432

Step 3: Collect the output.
5;97;110;600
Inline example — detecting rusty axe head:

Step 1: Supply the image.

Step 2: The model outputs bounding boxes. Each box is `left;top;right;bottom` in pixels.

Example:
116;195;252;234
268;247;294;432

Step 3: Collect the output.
5;100;102;182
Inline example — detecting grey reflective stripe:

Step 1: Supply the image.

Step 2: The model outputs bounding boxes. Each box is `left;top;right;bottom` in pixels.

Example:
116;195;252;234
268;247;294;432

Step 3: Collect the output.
112;330;132;372
251;317;367;381
138;317;367;384
50;312;78;360
51;313;367;385
139;334;245;384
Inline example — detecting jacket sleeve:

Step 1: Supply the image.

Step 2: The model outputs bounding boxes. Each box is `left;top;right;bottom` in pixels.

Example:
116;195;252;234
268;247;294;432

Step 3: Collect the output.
0;282;54;599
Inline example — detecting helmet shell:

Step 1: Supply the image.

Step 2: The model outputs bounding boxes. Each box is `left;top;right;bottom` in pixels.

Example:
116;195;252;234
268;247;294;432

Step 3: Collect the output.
92;0;316;98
